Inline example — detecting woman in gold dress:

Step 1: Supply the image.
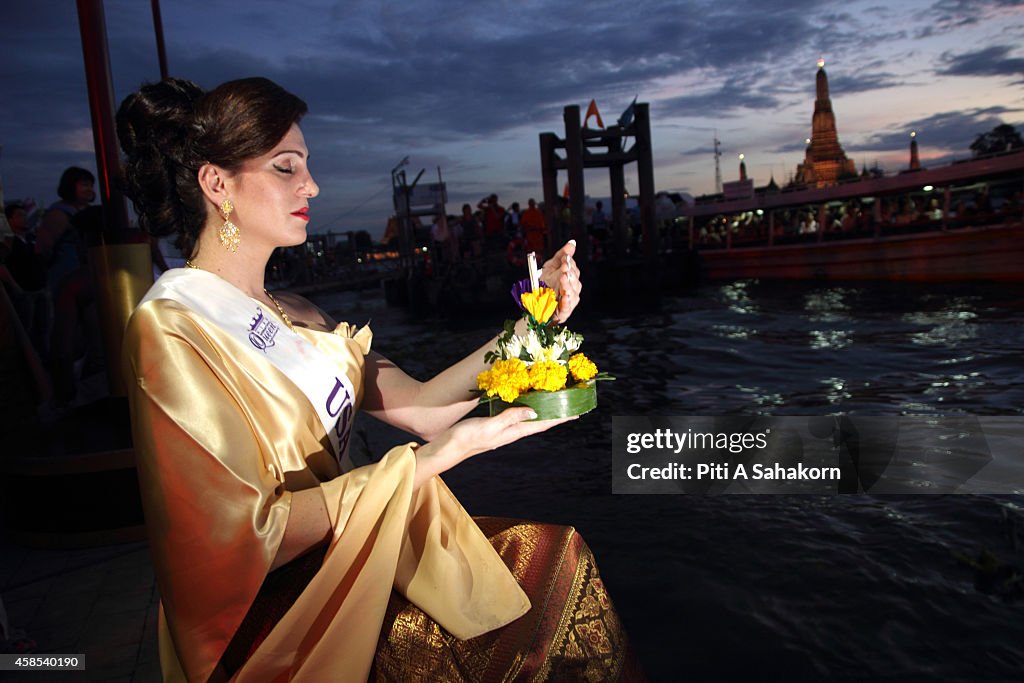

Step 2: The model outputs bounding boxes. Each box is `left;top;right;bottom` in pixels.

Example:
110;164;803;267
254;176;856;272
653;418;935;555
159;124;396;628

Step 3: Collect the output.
117;77;642;682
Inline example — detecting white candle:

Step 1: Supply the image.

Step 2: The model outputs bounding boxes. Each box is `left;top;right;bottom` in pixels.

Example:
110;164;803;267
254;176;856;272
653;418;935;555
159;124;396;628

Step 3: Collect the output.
527;252;540;291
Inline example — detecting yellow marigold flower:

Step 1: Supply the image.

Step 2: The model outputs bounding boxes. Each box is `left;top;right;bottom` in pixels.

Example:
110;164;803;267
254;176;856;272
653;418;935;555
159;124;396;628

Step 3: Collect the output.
486;358;530;402
520;287;558;324
528;360;568;392
568;353;598;381
476;369;492;391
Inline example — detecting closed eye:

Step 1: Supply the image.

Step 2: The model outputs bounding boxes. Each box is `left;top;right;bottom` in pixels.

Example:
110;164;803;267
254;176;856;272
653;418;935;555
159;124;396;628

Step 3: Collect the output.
273;164;294;175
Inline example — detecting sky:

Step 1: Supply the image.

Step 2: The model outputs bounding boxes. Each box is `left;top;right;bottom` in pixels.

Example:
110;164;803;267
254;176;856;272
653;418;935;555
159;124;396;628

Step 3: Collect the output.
1;0;1022;240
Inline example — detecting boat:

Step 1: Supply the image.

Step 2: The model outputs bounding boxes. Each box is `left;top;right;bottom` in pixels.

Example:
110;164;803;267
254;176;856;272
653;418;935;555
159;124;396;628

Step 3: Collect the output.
680;148;1024;283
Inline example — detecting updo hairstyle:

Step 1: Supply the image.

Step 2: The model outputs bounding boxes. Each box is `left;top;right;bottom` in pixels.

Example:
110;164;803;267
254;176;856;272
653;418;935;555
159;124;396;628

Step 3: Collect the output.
116;77;307;255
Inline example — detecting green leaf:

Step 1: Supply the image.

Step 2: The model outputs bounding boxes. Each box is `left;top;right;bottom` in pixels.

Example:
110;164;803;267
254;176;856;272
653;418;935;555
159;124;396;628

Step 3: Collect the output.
488;382;598;420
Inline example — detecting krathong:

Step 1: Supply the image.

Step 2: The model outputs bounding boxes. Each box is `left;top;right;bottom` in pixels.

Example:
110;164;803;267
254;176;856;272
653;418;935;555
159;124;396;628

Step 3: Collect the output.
477;253;613;419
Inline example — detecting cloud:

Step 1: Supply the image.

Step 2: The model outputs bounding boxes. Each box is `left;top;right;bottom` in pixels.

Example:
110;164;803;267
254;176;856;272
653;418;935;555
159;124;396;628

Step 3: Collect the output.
658;80;784;119
57;128;98;153
916;0;1021;28
824;72;906;94
851;106;1022;153
2;0;1023;234
937;44;1024;79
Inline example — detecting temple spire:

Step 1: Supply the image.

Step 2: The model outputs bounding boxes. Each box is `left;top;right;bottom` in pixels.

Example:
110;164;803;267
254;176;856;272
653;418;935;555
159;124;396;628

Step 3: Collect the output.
909;131;921;170
816;56;829;101
795;57;857;187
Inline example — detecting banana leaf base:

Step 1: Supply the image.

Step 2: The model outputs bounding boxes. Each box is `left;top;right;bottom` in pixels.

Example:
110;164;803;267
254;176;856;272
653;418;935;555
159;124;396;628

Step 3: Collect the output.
488;381;597;420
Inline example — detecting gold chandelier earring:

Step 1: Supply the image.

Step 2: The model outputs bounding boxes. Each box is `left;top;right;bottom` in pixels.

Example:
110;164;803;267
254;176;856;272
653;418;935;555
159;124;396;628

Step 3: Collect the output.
218;198;240;252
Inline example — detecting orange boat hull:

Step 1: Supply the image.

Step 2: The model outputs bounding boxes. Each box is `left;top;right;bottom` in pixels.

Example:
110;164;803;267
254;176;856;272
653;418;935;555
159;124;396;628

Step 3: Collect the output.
698;222;1024;282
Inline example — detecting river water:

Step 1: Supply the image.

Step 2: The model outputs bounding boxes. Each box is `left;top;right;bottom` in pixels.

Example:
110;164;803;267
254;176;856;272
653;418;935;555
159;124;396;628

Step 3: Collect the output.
312;279;1024;682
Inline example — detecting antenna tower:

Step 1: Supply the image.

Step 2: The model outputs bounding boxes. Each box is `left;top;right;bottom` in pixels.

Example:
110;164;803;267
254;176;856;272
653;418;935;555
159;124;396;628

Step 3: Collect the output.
713;132;723;194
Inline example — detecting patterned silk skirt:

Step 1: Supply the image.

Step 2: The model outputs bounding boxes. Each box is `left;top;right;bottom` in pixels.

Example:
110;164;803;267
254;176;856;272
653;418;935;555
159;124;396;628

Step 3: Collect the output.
221;518;645;682
371;518;645;682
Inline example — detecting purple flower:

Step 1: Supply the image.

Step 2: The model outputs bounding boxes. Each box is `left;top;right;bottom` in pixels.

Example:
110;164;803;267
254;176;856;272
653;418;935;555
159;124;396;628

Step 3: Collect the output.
511;278;548;310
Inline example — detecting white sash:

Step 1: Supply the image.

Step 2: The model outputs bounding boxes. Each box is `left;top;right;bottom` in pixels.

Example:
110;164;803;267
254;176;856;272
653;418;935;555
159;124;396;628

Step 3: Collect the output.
141;268;357;469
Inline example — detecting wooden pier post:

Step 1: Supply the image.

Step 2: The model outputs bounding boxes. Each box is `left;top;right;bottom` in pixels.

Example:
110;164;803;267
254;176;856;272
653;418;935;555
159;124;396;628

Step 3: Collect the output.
563;105;587;263
540;132;560;250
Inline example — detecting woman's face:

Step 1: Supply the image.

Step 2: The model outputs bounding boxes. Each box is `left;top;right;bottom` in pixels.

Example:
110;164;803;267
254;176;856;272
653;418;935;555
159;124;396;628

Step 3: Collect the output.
75;180;96;206
224;123;319;251
8;207;27;233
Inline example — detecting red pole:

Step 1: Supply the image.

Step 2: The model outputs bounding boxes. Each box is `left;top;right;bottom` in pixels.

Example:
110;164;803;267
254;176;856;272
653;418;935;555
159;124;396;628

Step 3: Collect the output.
75;0;130;235
151;0;169;80
76;0;154;398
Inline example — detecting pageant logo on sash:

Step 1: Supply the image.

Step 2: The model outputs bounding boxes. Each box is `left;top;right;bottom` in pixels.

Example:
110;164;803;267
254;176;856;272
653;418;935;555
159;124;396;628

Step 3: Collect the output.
248;307;281;351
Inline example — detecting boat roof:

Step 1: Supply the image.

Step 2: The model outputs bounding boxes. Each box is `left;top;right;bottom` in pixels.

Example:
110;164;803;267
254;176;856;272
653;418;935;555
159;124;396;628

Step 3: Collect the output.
681;149;1024;218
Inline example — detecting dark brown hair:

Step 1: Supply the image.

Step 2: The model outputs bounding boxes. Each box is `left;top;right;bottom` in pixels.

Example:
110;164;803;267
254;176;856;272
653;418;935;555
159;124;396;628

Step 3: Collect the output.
116;77;307;254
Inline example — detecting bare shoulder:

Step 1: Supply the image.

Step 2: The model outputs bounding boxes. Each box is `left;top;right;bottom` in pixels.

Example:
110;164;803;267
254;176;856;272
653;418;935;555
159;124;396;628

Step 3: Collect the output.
272;291;336;331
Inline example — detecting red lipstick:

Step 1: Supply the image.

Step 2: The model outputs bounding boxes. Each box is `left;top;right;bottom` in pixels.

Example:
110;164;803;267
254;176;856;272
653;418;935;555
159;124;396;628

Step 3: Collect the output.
291;207;309;221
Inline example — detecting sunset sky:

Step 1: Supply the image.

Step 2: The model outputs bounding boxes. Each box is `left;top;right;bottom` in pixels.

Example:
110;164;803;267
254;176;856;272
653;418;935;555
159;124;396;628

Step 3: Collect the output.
1;0;1022;239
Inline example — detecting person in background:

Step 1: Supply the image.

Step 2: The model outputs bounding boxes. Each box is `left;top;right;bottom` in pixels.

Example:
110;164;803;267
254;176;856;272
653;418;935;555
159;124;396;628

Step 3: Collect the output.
503;201;521;239
429;212;451;267
590;200;610;260
520;197;547;257
0;180;40;656
3;200;51;355
477;193;505;252
458;202;481;258
36;167;95;292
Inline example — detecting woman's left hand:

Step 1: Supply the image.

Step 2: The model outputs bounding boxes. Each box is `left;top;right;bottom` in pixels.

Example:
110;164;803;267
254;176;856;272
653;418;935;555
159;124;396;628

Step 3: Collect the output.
540;240;582;325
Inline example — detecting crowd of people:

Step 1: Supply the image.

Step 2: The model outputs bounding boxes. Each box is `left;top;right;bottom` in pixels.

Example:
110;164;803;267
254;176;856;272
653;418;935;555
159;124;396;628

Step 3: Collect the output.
0;166;114;410
695;184;1023;247
384;191;648;274
0;166;111;656
381;192;553;268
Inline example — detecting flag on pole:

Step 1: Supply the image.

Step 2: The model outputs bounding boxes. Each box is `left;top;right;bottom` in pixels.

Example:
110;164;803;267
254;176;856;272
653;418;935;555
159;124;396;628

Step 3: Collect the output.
617;96;638;129
583;99;605;129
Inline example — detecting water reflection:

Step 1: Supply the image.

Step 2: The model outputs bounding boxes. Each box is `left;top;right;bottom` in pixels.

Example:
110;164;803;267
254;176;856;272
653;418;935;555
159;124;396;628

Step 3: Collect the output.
735;384;785;412
809;329;852;350
719;280;759;315
904;297;979;346
803;287;853;322
711;324;753;340
316;281;1024;421
821;376;852;405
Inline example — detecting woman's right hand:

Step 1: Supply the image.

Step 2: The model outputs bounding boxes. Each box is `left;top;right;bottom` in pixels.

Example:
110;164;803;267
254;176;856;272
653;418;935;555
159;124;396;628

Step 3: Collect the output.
412;408;577;488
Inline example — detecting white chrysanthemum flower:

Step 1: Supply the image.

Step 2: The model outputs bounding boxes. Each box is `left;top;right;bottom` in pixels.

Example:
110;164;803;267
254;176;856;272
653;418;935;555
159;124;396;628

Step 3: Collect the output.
523;329;544;361
557;328;583;353
499;334;524;360
534;344;564;363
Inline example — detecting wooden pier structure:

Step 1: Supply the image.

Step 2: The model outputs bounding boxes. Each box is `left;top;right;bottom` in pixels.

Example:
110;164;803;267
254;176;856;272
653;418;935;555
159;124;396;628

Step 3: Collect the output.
539;102;661;290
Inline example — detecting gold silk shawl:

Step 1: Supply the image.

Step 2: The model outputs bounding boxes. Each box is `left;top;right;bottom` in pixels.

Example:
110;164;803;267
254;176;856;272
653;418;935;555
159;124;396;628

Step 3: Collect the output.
124;297;530;682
